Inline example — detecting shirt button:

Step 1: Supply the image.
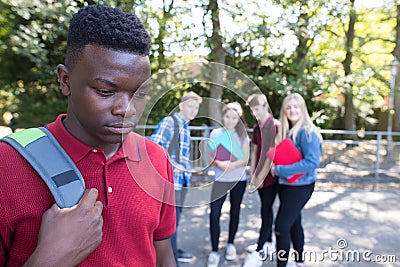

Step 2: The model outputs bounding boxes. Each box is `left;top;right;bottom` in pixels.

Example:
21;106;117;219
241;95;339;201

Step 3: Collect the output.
92;148;98;153
108;186;113;193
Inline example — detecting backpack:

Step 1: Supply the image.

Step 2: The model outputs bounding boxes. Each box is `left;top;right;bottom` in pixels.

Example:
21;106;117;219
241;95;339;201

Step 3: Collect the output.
1;127;85;208
167;115;180;163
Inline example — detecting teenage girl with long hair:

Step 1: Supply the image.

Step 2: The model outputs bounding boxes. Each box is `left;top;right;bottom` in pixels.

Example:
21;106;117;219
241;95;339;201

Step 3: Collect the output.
207;102;250;267
272;93;323;267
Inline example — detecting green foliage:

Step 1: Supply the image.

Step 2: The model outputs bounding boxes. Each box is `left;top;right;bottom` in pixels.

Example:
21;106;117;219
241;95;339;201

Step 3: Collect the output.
12;83;67;128
0;0;398;131
224;26;337;128
0;0;81;128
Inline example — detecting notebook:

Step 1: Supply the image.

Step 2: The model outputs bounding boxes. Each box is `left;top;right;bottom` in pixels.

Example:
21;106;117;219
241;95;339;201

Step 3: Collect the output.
207;129;245;161
266;138;305;183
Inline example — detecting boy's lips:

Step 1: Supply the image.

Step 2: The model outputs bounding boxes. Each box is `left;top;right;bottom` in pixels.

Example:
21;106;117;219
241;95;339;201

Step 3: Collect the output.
107;123;135;134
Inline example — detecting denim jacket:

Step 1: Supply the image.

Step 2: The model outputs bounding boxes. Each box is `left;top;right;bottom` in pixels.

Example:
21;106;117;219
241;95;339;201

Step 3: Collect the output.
275;128;322;186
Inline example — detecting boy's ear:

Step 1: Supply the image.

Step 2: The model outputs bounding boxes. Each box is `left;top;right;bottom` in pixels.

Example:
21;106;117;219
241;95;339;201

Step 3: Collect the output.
56;64;71;96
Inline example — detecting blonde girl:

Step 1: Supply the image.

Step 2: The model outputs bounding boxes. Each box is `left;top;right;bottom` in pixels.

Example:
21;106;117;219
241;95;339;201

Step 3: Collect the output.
272;93;323;267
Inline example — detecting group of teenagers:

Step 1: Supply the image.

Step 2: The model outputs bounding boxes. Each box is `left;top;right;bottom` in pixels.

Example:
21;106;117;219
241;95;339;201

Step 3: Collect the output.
151;91;323;267
0;4;322;267
211;92;323;267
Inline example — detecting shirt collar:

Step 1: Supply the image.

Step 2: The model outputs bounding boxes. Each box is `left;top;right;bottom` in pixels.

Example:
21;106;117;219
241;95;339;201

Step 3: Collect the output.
174;112;187;124
121;133;141;162
261;115;273;128
47;114;92;163
47;114;141;163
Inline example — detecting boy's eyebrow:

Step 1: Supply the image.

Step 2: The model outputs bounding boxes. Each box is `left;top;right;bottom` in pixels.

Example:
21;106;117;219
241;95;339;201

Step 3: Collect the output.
94;78;151;91
94;78;117;88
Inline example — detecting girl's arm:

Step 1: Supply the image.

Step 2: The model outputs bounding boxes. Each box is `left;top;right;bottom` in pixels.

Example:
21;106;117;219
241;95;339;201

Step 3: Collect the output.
274;130;321;178
249;144;258;177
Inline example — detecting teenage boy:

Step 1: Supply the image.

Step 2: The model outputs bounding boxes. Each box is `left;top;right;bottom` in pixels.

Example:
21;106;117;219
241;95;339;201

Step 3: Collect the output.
0;5;176;266
150;91;203;265
243;93;279;267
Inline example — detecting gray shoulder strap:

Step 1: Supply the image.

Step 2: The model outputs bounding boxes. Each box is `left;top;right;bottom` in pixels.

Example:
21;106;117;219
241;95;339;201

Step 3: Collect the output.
167;115;180;163
1;127;85;208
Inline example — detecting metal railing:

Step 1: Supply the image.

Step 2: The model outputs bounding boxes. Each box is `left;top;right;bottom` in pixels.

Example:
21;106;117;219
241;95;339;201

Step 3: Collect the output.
318;130;400;182
2;124;398;183
137;125;400;183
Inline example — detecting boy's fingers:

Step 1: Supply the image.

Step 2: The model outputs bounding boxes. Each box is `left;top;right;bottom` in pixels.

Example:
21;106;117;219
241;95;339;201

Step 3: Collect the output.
78;188;99;208
94;201;104;216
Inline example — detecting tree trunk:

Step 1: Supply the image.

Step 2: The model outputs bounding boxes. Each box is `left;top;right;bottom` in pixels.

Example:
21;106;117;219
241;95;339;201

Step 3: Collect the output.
207;0;225;126
393;4;400;132
342;0;357;131
154;0;174;69
294;3;311;68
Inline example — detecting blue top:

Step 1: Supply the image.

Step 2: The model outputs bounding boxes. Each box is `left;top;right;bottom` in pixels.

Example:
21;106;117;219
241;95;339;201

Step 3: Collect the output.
150;112;191;191
275;128;322;186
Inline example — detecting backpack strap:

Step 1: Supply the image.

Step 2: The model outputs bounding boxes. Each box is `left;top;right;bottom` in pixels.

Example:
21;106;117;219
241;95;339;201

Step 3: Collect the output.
167;115;180;163
1;127;85;208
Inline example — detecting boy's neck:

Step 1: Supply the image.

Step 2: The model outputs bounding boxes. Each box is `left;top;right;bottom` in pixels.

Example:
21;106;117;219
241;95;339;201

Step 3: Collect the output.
178;111;189;122
259;114;271;125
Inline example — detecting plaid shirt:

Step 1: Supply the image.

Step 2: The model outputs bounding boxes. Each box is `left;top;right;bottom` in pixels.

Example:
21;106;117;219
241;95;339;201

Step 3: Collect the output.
150;112;191;190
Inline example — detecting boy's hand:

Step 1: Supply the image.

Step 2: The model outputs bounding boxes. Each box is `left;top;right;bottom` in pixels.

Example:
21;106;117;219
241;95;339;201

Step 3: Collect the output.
271;166;276;177
249;174;264;191
25;188;103;267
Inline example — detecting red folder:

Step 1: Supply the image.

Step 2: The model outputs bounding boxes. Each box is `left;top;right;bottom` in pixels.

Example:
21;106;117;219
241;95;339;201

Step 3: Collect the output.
266;138;305;183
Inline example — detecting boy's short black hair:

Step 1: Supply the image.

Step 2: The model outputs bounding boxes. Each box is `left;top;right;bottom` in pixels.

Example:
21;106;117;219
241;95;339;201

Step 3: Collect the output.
65;4;151;69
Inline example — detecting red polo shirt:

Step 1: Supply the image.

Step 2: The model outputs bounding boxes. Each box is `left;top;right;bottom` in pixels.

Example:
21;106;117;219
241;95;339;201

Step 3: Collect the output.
0;114;176;266
252;116;278;187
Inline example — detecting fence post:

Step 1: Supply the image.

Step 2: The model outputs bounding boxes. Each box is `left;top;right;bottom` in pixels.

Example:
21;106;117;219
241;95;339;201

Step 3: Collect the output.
374;133;382;182
202;124;211;170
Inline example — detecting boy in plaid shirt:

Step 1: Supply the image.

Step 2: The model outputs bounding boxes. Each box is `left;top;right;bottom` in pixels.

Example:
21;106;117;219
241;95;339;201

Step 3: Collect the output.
150;91;202;265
